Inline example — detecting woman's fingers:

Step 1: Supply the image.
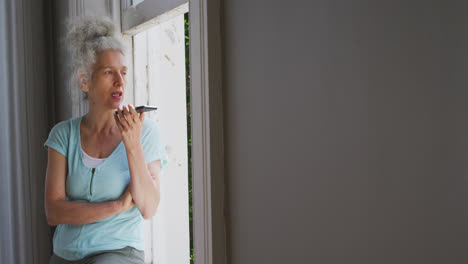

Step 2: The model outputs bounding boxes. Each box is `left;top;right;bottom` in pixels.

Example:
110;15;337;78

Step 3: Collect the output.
124;105;138;124
115;104;143;137
114;112;124;131
117;107;130;130
128;105;139;124
129;104;138;119
122;105;130;119
129;104;145;123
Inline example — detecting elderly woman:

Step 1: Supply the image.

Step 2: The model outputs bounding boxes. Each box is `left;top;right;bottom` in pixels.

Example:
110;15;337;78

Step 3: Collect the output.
44;17;168;264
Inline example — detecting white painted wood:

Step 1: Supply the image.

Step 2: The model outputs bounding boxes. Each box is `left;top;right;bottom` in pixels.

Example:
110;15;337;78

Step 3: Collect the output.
121;0;188;35
132;29;154;263
148;14;190;264
189;0;227;263
133;31;149;106
132;14;190;264
122;34;135;106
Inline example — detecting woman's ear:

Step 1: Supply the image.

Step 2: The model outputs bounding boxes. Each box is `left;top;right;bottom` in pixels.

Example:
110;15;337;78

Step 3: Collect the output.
78;74;89;93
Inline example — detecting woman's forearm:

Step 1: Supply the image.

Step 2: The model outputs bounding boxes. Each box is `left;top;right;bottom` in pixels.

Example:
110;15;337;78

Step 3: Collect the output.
46;199;122;226
126;145;160;219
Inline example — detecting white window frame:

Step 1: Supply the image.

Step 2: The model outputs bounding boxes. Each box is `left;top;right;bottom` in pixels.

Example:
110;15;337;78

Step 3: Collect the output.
186;1;226;263
120;1;226;264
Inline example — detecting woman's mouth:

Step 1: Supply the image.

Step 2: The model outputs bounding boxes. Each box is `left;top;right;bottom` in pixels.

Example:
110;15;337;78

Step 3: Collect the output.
111;92;122;100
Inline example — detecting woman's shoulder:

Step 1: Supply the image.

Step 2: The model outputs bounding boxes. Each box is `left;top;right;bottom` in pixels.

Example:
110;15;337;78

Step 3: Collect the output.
141;118;163;140
142;117;159;130
49;116;80;134
44;116;81;155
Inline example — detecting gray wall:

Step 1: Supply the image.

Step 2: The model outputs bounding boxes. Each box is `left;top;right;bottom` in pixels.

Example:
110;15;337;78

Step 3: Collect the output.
222;1;467;263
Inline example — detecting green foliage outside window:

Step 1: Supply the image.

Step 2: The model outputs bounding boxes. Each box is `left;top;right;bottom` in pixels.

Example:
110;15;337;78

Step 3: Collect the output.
184;13;194;264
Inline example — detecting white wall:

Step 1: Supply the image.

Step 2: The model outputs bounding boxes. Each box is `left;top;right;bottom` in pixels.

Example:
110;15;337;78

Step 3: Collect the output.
222;1;467;264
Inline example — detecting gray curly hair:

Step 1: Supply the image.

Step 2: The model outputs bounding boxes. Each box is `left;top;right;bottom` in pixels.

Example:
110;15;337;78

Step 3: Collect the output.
65;16;126;96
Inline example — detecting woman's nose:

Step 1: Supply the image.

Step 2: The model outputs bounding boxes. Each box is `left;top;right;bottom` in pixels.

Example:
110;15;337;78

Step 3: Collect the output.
115;72;124;85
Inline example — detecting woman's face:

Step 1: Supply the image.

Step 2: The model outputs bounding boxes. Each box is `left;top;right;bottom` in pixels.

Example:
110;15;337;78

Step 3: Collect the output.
86;49;127;110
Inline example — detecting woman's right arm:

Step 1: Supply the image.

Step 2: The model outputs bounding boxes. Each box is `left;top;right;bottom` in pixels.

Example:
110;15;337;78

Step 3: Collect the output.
44;148;134;226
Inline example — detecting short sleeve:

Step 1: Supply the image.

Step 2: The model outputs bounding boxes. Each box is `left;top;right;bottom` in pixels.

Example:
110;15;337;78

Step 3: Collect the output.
44;120;70;157
142;119;169;169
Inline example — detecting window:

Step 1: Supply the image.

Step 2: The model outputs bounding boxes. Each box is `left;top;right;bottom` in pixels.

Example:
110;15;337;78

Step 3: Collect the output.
121;1;226;263
121;1;190;263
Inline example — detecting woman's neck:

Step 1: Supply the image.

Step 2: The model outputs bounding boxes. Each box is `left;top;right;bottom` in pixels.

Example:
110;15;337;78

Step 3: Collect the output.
82;107;118;134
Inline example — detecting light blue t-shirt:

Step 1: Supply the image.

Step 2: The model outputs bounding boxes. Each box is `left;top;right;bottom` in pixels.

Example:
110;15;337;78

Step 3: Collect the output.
44;115;168;261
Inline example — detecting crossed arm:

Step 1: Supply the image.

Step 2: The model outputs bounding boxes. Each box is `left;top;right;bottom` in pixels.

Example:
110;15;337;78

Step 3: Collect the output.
44;148;161;226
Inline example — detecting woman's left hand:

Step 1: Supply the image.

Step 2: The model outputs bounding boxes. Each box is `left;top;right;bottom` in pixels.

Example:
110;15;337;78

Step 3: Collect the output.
114;104;145;150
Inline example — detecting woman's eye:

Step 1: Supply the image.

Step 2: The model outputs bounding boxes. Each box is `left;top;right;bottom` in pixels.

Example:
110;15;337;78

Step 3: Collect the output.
122;71;127;75
105;71;112;74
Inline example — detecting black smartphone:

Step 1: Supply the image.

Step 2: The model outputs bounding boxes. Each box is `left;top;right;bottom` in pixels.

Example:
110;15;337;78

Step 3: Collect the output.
115;105;158;114
135;105;158;113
